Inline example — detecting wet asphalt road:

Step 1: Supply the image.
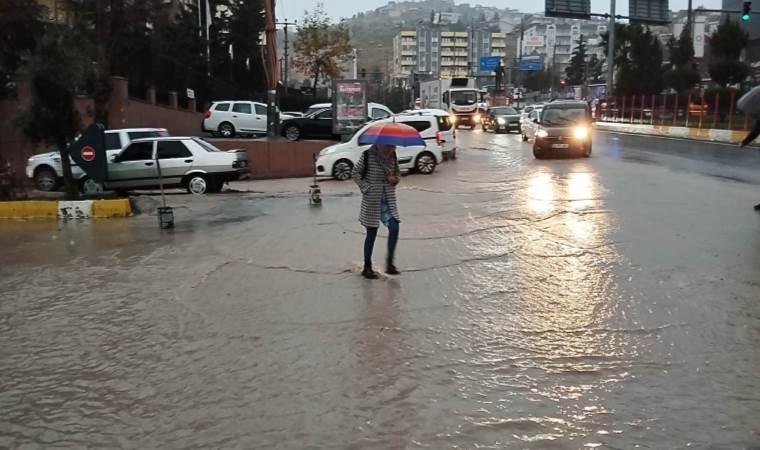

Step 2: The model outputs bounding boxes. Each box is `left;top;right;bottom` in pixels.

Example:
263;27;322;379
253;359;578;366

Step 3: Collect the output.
2;130;760;449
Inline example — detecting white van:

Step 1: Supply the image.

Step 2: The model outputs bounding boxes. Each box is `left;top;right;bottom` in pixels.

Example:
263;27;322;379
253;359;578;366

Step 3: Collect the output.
397;109;457;160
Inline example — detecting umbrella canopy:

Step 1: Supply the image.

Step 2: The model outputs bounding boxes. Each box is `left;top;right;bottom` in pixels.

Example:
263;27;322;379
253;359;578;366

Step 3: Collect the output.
358;122;425;147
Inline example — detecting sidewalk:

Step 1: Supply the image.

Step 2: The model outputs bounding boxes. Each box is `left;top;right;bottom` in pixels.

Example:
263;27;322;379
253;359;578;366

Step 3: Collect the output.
596;121;748;145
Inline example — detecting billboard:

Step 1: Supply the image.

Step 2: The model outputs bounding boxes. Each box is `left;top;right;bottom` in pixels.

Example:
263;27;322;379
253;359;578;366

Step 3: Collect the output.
545;0;591;19
523;35;546;47
629;0;670;24
332;80;368;135
520;54;544;71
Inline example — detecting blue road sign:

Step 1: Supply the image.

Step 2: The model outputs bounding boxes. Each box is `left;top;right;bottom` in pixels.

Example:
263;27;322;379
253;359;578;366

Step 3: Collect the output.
519;55;544;71
480;56;501;72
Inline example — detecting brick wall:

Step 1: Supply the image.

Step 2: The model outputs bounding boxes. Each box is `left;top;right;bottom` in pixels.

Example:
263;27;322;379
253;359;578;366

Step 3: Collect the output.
210;138;329;179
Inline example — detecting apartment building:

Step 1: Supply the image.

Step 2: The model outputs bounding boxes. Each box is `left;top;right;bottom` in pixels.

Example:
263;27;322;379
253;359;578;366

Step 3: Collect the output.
393;28;511;82
519;17;608;74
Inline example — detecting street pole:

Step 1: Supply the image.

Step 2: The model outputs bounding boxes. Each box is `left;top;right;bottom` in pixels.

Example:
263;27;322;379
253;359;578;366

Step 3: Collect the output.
687;0;693;40
263;0;278;137
352;49;358;79
276;20;297;94
606;0;616;96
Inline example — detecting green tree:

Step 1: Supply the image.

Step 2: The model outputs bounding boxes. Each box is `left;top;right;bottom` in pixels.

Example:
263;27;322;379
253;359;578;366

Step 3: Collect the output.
664;25;700;93
588;54;604;83
600;23;664;95
0;0;45;97
293;5;352;92
708;19;750;86
565;35;587;86
18;27;92;199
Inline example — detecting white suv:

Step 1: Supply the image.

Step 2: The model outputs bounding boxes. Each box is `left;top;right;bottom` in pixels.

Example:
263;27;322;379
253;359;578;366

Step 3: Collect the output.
397;109;457;159
202;101;296;138
25;128;168;191
315;115;444;181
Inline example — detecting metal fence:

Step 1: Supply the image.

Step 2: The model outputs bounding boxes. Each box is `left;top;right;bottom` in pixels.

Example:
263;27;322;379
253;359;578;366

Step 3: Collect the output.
596;91;751;131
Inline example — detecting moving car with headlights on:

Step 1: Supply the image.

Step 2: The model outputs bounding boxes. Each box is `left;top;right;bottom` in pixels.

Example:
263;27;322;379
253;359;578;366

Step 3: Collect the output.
78;137;248;195
531;101;593;159
482;106;522;133
315;116;443;181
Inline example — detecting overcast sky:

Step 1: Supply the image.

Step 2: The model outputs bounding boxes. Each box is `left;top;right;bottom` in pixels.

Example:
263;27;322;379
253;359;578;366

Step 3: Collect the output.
277;0;723;22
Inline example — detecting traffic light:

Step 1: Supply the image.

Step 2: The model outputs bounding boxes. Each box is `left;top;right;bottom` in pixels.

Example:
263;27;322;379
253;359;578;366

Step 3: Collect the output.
742;1;751;21
560;79;566;87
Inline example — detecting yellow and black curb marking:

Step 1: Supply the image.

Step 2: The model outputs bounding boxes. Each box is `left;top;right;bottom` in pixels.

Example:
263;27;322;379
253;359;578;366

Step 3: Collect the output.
0;199;132;219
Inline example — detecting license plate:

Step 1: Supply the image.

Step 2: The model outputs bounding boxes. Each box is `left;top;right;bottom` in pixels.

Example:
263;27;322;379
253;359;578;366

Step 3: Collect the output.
552;143;569;149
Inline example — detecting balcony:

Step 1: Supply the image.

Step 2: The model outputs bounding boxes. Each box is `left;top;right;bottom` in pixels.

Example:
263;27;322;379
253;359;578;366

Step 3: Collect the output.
400;31;416;37
401;50;417;56
441;50;455;57
441;40;455;47
454;40;468;47
455;51;468;57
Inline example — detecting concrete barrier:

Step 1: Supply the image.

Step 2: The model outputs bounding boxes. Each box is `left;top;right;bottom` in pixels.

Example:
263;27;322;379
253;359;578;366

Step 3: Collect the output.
0;199;132;219
596;122;747;145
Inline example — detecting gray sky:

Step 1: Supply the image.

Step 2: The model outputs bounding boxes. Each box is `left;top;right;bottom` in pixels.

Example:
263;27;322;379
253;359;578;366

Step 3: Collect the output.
277;0;723;23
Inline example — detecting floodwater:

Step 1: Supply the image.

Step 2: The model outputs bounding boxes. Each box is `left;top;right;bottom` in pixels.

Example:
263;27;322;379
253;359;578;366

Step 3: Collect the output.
2;131;760;449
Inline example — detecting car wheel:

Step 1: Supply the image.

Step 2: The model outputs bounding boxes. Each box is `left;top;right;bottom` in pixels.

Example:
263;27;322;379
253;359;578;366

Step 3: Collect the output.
185;174;209;195
79;176;104;196
218;122;235;138
482;123;488;132
332;159;353;181
33;167;59;192
284;125;301;141
415;152;437;175
533;147;545;159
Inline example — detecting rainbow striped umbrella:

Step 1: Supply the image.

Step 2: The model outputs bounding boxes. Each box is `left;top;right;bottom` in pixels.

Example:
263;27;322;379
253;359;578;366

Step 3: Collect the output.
358;122;425;147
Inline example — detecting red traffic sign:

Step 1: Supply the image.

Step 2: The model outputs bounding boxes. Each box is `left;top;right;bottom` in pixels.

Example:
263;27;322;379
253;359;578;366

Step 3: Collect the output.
81;146;95;162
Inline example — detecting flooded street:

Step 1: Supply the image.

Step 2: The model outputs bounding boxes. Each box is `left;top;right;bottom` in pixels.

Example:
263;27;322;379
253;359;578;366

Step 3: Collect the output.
2;130;760;448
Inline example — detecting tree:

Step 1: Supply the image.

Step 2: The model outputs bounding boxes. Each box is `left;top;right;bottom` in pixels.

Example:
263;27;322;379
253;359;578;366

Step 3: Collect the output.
18;27;92;199
565;35;587;85
588;54;604;83
600;23;664;95
293;5;352;92
708;19;750;86
664;25;700;93
0;0;44;97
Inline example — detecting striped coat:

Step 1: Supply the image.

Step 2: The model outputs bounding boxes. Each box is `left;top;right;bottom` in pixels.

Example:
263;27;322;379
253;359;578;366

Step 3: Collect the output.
352;147;401;228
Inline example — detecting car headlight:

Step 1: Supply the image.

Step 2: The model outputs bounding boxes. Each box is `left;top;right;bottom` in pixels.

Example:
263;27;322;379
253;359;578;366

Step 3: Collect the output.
536;129;549;138
449;115;457;124
474;114;481;122
319;146;336;156
573;126;588;139
497;117;506;125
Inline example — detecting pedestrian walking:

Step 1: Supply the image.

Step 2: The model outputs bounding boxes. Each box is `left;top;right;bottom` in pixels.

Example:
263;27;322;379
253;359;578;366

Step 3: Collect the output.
352;144;401;279
737;86;760;211
351;121;425;279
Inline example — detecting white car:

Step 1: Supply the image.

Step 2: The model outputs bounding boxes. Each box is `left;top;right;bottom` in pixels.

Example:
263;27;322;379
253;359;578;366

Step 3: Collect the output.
202;101;295;138
396;109;457;159
304;102;394;120
315;116;443;181
25;128;169;191
79;137;248;195
521;107;544;142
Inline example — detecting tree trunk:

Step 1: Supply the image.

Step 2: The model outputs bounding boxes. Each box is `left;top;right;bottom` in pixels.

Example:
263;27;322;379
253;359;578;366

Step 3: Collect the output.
58;138;78;200
312;69;320;96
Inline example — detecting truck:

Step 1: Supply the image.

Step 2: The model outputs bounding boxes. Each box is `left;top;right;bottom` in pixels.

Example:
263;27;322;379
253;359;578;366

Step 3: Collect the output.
419;78;484;129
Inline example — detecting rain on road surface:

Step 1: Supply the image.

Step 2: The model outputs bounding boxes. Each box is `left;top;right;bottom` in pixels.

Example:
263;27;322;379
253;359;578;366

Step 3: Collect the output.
2;130;760;449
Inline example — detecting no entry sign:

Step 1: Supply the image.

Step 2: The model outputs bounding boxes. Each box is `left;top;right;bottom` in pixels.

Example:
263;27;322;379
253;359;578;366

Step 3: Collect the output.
81;146;95;162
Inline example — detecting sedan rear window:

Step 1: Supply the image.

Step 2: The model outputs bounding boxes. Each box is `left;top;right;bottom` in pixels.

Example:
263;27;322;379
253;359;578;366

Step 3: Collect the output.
215;103;231;112
128;130;169;141
193;138;222;152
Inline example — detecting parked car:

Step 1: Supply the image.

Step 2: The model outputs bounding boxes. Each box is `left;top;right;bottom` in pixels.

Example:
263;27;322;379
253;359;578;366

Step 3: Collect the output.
531;101;593;159
520;104;543;132
283;111;304;118
25;128;169;191
396;109;457;159
482;106;522;133
304;102;394;120
78;137;248;195
202;101;295;138
521;106;544;142
280;108;341;141
315;115;444;181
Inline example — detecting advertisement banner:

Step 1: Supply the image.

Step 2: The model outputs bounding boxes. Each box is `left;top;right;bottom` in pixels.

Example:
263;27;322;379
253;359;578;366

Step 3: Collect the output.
523;35;545;47
333;80;368;135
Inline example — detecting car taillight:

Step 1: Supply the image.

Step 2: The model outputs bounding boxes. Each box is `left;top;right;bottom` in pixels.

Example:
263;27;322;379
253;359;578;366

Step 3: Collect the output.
435;131;441;145
204;109;212;119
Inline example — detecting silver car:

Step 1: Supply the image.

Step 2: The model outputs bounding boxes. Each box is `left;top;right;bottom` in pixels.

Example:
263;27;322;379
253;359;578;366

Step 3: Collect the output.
80;137;248;195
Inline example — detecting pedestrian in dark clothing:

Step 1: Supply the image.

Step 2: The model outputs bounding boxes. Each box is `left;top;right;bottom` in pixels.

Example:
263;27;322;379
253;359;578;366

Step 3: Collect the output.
737;86;760;210
352;144;401;279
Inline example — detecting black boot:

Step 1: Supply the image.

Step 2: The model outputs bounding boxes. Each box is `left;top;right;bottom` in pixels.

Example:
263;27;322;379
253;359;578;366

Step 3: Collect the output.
386;258;400;275
754;203;760;211
362;265;379;279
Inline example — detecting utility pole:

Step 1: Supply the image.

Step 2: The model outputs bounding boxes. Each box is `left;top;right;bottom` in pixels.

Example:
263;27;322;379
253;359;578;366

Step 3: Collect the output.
606;0;616;96
263;0;278;137
276;20;297;94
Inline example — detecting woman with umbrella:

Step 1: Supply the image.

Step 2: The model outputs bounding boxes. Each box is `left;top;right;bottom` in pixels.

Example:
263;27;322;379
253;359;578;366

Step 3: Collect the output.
352;122;425;279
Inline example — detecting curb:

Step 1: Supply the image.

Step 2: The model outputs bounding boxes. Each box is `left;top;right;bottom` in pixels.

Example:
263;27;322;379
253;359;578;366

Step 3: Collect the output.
0;199;132;219
596;122;747;145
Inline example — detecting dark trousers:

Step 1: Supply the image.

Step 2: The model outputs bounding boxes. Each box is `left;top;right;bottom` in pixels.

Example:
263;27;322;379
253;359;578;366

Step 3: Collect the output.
742;117;760;146
364;218;399;268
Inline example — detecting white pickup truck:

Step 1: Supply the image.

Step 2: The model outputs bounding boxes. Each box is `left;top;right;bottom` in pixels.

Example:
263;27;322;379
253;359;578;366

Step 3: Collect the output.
25;128;168;191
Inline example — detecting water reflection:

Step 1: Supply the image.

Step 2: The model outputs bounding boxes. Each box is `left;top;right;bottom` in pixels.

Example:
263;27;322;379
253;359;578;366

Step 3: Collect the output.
527;172;555;214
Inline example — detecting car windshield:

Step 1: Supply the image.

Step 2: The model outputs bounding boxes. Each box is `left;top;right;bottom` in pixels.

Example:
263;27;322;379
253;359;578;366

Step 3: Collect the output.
541;108;587;126
491;107;518;115
193;138;222;152
450;91;477;105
